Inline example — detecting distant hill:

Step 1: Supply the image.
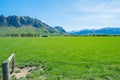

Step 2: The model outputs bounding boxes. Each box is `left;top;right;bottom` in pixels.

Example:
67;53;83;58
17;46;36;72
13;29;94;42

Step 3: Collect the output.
70;27;120;35
0;15;66;36
54;26;67;34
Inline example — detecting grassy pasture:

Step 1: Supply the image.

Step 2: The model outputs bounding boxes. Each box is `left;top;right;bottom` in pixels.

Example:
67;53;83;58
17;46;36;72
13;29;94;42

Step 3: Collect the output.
0;36;120;80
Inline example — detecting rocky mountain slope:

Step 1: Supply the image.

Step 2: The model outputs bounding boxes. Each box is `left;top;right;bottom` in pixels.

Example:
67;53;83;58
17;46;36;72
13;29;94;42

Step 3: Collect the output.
0;15;66;36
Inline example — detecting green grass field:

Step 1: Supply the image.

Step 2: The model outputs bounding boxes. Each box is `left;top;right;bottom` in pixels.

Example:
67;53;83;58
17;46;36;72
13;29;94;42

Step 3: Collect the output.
0;37;120;80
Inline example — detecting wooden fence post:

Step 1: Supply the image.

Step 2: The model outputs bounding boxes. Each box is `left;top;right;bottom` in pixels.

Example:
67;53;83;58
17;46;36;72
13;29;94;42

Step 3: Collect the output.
11;55;15;74
2;54;15;80
2;61;9;80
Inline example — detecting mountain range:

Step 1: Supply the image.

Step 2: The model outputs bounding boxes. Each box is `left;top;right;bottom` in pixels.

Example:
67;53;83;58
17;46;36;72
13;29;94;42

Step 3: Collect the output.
0;15;66;36
0;15;120;36
70;27;120;35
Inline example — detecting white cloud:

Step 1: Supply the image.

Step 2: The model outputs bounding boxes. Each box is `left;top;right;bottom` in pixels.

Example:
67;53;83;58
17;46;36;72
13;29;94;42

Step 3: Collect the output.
52;0;120;31
65;0;120;30
74;0;120;14
41;20;46;23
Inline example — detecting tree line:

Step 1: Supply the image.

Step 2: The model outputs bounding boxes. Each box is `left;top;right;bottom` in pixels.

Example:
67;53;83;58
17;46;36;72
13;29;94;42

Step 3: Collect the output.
1;33;48;37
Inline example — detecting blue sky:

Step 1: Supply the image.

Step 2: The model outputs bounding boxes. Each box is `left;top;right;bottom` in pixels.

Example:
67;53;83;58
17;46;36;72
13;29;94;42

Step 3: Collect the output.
0;0;120;31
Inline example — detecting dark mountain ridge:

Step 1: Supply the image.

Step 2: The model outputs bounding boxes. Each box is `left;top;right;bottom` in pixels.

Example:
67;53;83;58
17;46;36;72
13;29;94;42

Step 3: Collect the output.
0;15;66;36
